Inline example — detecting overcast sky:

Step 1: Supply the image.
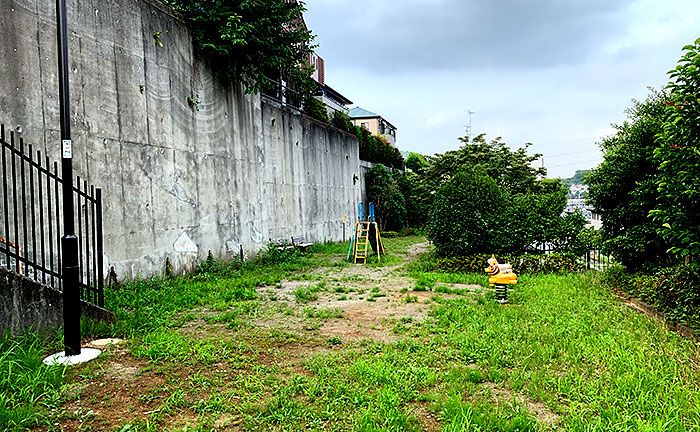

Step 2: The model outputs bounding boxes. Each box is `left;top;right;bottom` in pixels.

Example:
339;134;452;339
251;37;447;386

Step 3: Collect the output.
304;0;699;179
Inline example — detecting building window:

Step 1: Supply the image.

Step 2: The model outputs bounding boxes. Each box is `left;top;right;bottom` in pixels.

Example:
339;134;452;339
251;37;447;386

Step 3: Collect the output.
361;122;369;129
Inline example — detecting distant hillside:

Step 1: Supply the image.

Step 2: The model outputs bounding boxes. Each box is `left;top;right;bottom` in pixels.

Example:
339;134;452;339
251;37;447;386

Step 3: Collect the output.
563;170;589;185
563;170;590;199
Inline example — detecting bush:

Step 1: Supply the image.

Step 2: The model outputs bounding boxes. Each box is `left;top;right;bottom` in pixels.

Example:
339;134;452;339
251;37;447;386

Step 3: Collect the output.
405;152;429;172
397;172;428;228
303;97;328;123
356;126;404;169
255;242;303;265
162;0;314;93
428;168;507;257
329;110;354;133
655;266;700;322
427;166;579;257
381;231;400;238
602;265;700;326
400;227;415;236
435;253;584;274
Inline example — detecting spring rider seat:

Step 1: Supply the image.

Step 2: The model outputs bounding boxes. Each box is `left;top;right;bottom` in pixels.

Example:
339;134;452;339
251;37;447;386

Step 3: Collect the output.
484;255;517;303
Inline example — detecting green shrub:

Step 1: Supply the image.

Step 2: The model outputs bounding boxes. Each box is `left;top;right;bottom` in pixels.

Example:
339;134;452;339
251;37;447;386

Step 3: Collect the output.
303;97;328;123
602;265;700;326
654;266;700;323
356;126;404;168
400;227;415;236
435;253;584;274
381;231;400;238
161;0;314;93
329;110;354;133
256;242;303;265
427;169;576;257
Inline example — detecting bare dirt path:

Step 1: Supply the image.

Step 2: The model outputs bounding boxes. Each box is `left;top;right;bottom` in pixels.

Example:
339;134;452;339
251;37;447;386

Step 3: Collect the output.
255;241;478;344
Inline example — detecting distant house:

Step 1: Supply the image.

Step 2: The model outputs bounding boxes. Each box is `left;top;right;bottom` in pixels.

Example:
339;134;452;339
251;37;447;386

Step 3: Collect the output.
315;83;353;116
308;52;353;117
348;107;397;145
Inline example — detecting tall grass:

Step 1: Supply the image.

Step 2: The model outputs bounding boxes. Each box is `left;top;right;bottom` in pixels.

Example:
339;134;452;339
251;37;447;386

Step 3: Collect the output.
0;333;65;431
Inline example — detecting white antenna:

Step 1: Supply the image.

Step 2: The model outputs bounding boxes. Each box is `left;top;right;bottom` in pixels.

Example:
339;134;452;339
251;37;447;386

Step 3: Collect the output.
465;110;476;138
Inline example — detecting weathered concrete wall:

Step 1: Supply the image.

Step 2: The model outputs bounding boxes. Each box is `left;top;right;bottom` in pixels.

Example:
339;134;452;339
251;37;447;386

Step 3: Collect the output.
1;0;362;279
0;266;115;336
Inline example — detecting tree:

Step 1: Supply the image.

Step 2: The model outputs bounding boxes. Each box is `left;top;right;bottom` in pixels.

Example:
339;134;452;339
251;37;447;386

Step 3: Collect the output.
396;171;428;228
365;164;406;231
162;0;315;93
652;38;700;266
427;166;572;257
428;167;508;257
586;89;668;270
423;135;581;257
405;152;429;172
421;134;545;201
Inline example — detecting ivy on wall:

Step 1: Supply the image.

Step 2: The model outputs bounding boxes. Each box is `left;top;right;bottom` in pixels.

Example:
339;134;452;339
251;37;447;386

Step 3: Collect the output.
162;0;315;93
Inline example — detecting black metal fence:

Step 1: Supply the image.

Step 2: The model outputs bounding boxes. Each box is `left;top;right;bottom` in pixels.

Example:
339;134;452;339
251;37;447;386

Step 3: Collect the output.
536;243;614;271
0;124;104;306
263;79;303;109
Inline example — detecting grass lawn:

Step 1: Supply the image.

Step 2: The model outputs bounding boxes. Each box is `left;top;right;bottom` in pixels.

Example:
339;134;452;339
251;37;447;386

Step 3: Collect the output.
3;236;700;431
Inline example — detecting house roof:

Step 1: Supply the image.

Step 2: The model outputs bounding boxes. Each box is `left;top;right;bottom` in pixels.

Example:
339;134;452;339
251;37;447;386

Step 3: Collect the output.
348;107;380;119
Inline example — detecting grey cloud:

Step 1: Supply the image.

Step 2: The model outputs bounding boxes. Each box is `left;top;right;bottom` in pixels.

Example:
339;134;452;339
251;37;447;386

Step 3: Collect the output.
312;0;634;73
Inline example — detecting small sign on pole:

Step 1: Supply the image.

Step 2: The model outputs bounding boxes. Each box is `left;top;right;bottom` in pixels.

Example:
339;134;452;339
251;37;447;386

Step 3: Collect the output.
62;139;72;158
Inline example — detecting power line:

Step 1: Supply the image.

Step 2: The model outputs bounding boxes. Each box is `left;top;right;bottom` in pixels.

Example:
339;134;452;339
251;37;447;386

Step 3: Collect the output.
538;135;609;145
544;148;601;159
547;158;602;169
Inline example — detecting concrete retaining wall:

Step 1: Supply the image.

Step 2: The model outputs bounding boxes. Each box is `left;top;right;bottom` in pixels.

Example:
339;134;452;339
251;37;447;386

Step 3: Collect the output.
0;266;115;336
1;0;362;279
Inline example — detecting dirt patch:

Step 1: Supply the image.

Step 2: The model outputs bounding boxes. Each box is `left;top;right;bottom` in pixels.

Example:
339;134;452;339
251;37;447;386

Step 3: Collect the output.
254;262;463;344
406;242;431;258
319;296;432;343
53;352;172;431
480;382;559;427
410;402;441;431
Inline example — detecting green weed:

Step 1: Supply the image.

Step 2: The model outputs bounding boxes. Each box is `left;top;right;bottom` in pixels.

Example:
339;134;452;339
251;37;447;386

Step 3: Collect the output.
0;334;65;431
294;285;320;304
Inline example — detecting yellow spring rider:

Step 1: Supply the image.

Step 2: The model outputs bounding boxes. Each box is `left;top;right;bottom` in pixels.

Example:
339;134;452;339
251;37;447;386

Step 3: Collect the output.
484;255;517;303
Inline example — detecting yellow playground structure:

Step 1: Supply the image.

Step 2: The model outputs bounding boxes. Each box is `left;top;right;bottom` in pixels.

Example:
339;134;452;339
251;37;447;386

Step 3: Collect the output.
347;203;385;264
484;254;517;303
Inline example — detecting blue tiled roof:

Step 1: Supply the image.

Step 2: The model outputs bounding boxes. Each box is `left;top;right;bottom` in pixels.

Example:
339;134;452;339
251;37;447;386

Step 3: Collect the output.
348;107;379;118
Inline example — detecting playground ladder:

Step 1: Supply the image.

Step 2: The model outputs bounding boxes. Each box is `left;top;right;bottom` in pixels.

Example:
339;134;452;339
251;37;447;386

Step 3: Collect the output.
354;222;370;264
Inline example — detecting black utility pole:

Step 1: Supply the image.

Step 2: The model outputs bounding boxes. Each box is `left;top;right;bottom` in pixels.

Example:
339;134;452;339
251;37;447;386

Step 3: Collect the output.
56;0;81;356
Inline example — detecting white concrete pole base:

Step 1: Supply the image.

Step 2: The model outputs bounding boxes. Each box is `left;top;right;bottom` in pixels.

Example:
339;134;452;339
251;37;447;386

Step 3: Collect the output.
43;348;101;366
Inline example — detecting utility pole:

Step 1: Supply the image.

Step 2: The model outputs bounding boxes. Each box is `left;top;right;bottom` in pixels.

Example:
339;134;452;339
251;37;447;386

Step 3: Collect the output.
56;0;81;356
